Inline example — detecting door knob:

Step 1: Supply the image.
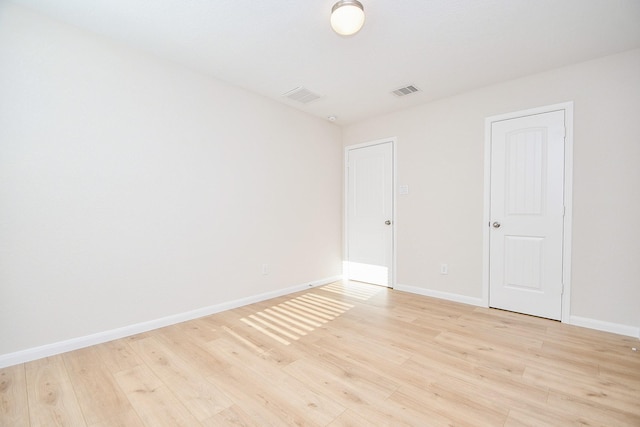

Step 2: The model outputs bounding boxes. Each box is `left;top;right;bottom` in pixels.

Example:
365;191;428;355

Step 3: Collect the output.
492;221;501;228
385;220;392;225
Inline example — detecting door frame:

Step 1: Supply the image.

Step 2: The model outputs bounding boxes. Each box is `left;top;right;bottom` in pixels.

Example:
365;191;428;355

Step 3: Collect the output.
482;102;573;323
344;137;397;288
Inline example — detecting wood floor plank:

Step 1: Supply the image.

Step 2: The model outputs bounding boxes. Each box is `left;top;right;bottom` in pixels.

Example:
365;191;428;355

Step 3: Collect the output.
284;354;399;416
435;324;544;352
311;328;412;374
127;336;233;421
522;365;640;415
63;347;132;425
384;388;467;426
206;337;345;426
172;318;223;343
25;355;86;427
328;313;439;356
541;338;640;366
113;364;200;427
504;407;588;427
546;390;640;426
426;366;547;419
5;281;639;426
200;404;261;427
208;364;323;427
153;325;230;377
0;364;29;427
430;332;530;378
93;338;142;374
87;408;145;427
325;409;370;427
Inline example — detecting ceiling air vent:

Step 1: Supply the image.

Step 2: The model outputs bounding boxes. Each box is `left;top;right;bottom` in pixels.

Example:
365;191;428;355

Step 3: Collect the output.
392;84;420;97
282;87;322;104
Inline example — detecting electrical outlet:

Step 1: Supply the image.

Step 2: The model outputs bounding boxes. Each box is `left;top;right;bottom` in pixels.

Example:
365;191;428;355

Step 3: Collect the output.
440;264;448;275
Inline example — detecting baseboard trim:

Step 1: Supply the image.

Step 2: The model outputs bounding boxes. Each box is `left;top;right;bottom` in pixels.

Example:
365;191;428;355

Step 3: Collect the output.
394;284;485;307
568;315;640;339
0;275;341;368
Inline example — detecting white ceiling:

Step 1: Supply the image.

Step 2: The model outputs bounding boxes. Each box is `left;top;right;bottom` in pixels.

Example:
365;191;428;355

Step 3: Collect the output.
10;0;640;124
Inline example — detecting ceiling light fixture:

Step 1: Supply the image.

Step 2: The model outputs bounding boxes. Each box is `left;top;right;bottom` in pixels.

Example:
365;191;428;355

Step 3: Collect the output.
331;0;365;36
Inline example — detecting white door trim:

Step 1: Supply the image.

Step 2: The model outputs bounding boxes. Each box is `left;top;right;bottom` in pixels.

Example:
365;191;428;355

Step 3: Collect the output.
344;137;397;288
482;102;573;323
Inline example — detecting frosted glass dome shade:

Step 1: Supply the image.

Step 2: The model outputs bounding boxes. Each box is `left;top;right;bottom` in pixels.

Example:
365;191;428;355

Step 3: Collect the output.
331;0;365;36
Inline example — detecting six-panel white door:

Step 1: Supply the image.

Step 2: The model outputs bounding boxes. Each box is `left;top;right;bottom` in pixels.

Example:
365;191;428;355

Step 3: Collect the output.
346;142;393;287
489;110;565;320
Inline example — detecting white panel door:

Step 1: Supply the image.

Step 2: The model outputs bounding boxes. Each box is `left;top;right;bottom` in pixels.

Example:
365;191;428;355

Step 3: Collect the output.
489;111;565;320
346;142;393;287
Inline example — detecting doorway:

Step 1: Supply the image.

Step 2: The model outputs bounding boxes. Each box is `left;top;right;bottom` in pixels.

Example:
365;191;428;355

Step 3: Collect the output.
344;139;395;287
484;103;573;321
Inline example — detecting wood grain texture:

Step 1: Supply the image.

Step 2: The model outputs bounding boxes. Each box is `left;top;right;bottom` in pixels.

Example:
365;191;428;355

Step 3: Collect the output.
114;364;199;427
25;355;86;426
62;346;133;425
1;281;639;426
0;364;29;427
127;336;233;421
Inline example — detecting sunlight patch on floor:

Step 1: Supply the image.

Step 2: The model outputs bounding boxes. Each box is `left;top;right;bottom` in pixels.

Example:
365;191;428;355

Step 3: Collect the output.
320;282;383;300
239;293;354;345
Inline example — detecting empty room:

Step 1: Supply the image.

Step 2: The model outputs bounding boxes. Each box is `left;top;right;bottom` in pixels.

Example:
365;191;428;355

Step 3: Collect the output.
1;0;639;426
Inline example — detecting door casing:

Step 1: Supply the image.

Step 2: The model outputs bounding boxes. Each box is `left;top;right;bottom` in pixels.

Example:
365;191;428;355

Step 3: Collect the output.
482;102;573;323
344;137;397;288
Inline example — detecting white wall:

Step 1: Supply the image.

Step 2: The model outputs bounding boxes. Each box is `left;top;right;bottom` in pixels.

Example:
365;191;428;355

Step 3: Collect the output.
343;49;640;334
0;3;342;359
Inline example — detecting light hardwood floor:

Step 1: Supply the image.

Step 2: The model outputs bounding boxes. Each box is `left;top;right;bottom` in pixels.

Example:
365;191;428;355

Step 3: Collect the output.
1;281;639;426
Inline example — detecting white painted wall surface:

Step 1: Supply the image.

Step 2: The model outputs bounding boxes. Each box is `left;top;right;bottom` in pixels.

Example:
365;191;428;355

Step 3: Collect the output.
0;4;342;357
343;49;640;333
